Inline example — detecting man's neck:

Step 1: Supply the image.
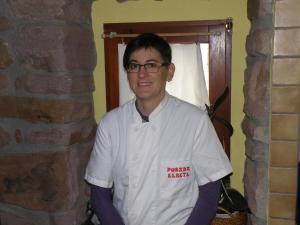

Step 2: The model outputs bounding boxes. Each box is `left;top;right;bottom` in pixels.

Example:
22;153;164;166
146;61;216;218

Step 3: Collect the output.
135;101;149;122
136;93;166;117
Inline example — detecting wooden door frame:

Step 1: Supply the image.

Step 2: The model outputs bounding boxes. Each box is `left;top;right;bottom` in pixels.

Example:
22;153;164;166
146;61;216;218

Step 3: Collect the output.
103;19;232;157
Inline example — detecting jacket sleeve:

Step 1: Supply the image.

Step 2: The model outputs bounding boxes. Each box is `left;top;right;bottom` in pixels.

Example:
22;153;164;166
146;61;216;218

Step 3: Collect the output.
184;180;221;225
91;184;125;225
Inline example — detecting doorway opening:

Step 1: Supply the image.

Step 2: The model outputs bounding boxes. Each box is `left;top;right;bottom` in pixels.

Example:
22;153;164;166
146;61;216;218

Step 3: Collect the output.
102;19;232;157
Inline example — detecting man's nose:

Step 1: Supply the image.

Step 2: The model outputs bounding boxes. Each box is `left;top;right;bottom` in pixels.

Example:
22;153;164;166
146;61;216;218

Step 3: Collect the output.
137;65;148;77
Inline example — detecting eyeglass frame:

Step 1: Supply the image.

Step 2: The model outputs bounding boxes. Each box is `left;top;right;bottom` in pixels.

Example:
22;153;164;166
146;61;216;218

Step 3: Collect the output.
125;61;170;73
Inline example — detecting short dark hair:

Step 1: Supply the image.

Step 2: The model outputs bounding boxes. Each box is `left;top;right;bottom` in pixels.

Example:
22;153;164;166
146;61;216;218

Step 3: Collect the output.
123;33;172;69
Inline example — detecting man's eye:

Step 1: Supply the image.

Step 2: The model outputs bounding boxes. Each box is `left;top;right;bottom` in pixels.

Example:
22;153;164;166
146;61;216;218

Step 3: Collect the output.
129;63;139;69
145;63;158;69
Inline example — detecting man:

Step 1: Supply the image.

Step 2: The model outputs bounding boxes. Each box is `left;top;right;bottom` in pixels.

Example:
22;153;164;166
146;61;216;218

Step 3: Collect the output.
85;33;232;225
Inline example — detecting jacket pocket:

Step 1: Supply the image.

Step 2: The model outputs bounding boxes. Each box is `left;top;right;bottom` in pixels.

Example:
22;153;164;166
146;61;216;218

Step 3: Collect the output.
160;160;194;199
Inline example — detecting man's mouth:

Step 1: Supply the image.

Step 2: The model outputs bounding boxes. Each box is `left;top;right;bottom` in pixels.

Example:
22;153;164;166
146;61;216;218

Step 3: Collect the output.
138;81;151;86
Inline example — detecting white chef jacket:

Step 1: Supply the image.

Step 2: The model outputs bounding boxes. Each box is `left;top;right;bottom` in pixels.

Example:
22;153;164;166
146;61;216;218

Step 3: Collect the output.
85;93;232;225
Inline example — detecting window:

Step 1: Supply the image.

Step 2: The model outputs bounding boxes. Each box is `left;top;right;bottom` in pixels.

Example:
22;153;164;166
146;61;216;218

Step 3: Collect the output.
102;19;232;157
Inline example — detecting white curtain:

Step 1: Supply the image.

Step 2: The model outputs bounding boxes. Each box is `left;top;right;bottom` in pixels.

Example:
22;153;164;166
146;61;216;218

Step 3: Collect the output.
118;44;134;104
167;43;209;109
117;43;209;109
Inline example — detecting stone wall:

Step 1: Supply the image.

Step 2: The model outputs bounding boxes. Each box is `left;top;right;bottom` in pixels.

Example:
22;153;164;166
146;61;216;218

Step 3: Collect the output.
269;0;300;224
0;0;96;224
1;0;299;224
244;0;299;225
243;0;272;224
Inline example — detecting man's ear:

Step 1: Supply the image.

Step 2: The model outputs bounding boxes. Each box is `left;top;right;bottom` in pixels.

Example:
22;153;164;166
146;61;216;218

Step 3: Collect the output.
167;63;175;82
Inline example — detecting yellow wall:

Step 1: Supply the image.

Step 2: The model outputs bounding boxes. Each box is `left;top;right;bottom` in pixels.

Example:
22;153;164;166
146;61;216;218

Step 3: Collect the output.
91;0;250;193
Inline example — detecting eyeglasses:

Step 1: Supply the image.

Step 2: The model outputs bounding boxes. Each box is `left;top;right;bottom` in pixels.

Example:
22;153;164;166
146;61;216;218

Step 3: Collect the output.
126;62;169;73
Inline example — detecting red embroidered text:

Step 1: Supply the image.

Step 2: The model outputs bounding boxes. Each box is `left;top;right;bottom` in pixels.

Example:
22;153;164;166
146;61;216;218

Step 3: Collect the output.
167;166;190;179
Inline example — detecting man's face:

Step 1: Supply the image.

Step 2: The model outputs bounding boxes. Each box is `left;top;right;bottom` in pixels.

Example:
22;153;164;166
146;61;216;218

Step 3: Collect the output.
127;47;174;104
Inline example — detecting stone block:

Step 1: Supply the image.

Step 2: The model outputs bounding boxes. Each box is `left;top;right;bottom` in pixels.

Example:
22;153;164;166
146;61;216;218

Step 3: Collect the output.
246;29;273;56
0;39;13;69
50;203;86;225
0;211;35;225
0;149;79;211
8;0;92;24
270;141;297;167
269;218;296;225
50;210;78;225
0;75;9;90
248;214;267;225
275;0;300;28
15;74;95;94
244;158;268;220
247;0;273;20
16;25;96;72
244;56;270;119
242;117;269;144
0;126;10;147
269;168;297;193
0;96;92;123
274;29;300;56
24;122;96;145
63;0;92;24
0;16;11;32
269;193;296;219
271;114;299;141
273;58;300;85
245;138;268;162
15;129;23;144
271;87;300;113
